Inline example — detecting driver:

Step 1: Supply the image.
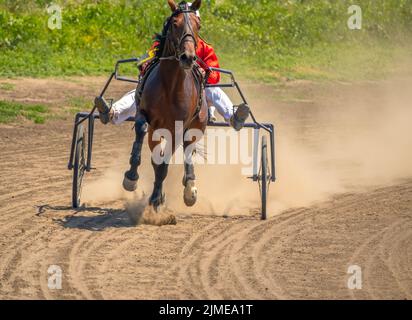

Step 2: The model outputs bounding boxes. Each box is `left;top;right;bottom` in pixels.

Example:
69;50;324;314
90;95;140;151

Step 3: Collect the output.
94;1;249;131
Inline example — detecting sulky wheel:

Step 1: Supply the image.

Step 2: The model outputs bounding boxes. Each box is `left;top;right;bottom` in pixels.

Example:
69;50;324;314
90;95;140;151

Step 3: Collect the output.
72;124;86;208
259;135;269;220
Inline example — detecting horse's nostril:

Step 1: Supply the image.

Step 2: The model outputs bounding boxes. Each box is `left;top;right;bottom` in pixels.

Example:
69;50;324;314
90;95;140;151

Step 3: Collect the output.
180;53;188;62
180;53;194;69
180;52;194;63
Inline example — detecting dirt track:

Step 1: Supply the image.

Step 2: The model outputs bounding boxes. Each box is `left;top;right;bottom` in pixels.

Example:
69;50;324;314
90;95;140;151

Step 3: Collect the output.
0;76;411;299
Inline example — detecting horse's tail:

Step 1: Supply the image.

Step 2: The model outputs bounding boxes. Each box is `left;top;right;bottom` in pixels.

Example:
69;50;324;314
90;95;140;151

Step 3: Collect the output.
194;140;207;161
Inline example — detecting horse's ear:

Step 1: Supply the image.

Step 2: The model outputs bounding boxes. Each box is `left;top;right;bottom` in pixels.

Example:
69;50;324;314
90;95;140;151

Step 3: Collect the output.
167;0;177;11
191;0;202;11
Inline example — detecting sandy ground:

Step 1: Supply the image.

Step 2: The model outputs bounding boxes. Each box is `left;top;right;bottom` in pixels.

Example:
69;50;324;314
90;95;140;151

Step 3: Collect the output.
0;75;411;299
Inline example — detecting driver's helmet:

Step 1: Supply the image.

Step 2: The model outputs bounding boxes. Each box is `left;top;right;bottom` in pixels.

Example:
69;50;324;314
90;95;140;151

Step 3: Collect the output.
186;2;200;18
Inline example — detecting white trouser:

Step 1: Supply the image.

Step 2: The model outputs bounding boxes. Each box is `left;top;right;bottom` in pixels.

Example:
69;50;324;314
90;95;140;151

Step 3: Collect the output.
205;87;233;121
111;90;137;125
111;87;233;125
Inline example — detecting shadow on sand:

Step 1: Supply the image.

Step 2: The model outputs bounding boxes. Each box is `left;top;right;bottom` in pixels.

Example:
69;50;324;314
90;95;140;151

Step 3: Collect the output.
36;204;135;231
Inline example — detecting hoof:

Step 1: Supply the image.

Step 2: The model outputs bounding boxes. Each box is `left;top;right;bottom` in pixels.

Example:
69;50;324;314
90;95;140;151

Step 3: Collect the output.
123;174;137;192
150;193;166;210
184;180;197;207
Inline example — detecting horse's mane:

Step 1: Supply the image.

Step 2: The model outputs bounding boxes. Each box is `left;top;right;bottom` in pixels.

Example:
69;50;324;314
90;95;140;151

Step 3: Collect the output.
154;17;172;58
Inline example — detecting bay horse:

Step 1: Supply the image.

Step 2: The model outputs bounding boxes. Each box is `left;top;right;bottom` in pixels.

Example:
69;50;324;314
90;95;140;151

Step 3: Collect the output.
122;0;207;211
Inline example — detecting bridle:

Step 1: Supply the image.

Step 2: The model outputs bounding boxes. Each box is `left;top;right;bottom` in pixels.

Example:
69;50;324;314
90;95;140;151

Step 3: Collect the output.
156;4;206;124
160;5;199;62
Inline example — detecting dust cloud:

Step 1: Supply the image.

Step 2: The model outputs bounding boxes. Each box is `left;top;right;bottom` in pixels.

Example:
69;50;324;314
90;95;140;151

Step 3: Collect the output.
265;76;412;214
82;75;412;218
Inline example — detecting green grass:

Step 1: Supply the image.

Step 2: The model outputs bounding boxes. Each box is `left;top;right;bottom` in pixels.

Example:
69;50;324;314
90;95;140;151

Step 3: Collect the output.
0;100;49;124
66;96;89;114
0;0;411;81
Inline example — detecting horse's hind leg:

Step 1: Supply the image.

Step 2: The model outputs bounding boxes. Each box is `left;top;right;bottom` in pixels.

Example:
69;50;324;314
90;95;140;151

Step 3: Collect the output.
123;112;148;192
183;142;198;207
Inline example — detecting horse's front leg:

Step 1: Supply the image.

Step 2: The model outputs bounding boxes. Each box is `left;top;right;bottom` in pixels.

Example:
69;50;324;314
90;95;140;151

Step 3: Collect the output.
123;112;148;192
183;141;198;207
147;130;171;211
149;158;168;211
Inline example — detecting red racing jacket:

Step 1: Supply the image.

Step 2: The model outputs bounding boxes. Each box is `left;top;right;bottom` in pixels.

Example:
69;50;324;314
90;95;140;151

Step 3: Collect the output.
195;39;221;84
149;38;221;85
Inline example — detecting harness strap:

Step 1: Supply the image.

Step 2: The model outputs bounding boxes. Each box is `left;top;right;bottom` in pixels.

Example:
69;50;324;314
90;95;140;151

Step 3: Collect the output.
188;62;206;125
135;59;160;108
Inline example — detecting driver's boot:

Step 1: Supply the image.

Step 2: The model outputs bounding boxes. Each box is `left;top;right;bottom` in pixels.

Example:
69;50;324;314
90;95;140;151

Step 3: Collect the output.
94;96;114;125
230;103;250;131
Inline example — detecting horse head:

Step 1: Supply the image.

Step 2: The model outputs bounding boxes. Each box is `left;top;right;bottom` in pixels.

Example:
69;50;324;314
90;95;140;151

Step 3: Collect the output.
166;0;202;69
